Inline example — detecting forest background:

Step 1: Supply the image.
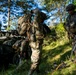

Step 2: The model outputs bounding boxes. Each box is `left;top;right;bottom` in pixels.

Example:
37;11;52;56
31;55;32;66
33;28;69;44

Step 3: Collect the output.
0;0;76;75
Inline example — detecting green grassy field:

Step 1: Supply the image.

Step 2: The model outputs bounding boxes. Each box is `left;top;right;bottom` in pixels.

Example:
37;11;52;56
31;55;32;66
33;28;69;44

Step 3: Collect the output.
0;23;76;75
0;35;76;75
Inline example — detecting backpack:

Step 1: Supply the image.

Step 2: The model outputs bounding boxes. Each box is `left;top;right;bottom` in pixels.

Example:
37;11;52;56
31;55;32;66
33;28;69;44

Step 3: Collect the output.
42;24;51;37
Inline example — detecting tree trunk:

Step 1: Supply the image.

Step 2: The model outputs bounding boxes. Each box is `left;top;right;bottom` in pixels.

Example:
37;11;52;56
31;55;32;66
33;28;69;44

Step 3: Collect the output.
7;0;11;30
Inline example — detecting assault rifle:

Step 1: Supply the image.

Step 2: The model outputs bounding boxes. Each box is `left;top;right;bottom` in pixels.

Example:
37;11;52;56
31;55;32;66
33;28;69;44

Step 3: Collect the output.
0;30;26;40
0;36;26;40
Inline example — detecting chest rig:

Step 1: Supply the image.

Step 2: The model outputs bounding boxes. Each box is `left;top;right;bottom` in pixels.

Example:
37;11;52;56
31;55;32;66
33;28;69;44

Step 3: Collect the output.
66;13;76;34
28;12;44;42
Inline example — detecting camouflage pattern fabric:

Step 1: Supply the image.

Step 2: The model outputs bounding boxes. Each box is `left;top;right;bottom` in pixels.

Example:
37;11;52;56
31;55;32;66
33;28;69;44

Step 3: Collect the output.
3;37;17;46
70;35;76;61
64;4;76;63
65;12;76;39
18;9;47;75
17;13;31;35
12;39;22;51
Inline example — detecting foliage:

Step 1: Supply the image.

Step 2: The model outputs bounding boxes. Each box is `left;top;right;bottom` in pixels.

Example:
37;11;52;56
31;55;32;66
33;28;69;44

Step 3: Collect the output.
0;28;74;75
49;23;66;41
0;0;71;31
38;0;70;23
73;0;76;5
0;0;36;31
55;23;66;38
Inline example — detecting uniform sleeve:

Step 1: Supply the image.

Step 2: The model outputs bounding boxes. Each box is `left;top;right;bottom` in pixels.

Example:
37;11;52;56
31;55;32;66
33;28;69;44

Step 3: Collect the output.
64;16;70;31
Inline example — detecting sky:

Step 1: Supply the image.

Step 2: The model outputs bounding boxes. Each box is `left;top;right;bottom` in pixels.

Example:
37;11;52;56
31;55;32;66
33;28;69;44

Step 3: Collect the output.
0;0;68;31
0;0;49;31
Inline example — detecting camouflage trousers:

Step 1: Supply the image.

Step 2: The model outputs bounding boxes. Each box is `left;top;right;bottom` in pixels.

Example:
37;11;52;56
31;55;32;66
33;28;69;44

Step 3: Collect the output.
29;39;43;75
70;35;76;62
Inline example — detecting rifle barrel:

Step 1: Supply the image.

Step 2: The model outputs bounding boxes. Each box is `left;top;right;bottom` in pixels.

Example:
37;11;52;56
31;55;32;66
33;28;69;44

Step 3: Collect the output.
0;36;26;40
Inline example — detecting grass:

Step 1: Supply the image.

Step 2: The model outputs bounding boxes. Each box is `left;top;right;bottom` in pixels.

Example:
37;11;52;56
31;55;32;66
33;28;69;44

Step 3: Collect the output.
0;35;76;75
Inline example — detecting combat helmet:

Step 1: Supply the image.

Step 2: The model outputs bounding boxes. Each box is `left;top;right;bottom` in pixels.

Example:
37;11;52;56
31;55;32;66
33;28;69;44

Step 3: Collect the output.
66;4;76;11
31;8;47;23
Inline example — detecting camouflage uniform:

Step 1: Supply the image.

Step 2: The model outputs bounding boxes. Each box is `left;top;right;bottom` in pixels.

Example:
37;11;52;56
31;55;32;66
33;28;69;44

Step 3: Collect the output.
65;4;76;40
65;4;76;61
17;9;47;75
28;9;47;75
28;23;44;75
65;12;76;40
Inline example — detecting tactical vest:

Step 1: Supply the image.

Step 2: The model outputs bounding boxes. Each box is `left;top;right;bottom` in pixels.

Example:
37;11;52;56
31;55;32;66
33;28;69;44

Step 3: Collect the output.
18;13;44;42
29;22;44;42
65;12;76;34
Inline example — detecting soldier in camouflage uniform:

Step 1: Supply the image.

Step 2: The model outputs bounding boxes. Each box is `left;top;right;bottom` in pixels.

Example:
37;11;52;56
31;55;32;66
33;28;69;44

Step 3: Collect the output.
65;4;76;41
17;13;31;56
17;9;47;75
28;9;47;75
65;4;76;61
